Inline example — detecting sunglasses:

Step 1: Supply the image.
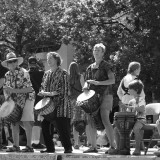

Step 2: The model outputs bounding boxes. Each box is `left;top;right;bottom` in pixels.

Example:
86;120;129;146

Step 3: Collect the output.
7;60;17;64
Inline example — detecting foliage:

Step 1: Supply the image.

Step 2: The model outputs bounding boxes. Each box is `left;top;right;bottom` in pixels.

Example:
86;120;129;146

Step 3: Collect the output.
1;0;160;101
0;0;64;57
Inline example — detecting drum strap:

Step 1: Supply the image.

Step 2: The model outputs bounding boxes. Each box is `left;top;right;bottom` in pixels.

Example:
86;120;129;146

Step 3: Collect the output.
70;84;82;93
121;77;139;95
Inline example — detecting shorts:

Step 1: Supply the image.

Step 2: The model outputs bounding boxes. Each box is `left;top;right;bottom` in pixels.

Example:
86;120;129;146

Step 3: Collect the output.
21;99;35;122
133;119;146;132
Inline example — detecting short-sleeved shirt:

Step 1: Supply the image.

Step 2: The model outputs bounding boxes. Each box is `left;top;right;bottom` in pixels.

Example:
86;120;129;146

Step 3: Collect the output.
85;60;113;96
128;96;146;120
4;67;35;108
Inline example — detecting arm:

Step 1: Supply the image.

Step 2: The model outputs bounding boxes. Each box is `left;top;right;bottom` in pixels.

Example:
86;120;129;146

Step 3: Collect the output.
117;79;124;101
87;69;115;86
134;105;145;113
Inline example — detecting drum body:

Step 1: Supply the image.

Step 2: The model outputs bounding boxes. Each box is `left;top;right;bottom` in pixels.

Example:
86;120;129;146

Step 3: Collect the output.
35;97;56;121
114;112;136;155
0;99;22;123
90;108;105;131
77;93;100;113
77;90;104;131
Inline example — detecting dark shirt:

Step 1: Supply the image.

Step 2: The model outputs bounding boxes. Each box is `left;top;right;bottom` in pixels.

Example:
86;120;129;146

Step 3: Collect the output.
85;60;113;95
28;68;44;104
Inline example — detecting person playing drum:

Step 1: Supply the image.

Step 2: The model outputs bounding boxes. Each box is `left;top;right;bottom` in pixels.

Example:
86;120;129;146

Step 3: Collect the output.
38;52;72;153
120;80;146;155
114;62;145;154
83;43;116;154
2;52;35;152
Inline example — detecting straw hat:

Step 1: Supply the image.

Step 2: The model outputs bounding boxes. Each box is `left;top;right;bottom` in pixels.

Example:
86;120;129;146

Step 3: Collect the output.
1;52;23;68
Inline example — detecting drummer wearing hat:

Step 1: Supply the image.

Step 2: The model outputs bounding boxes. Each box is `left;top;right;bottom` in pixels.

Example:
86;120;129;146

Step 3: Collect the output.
2;52;35;152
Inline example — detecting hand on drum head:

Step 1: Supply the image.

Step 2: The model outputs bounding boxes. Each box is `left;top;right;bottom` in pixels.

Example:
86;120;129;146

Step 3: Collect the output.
38;91;46;97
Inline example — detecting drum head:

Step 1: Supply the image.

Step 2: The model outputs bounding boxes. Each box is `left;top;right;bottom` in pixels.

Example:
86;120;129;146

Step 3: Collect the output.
35;97;50;110
0;99;15;118
77;90;95;102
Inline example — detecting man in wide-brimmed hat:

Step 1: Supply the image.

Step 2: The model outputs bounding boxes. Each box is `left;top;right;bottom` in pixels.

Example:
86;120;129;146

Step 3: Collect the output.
1;52;23;68
2;52;35;152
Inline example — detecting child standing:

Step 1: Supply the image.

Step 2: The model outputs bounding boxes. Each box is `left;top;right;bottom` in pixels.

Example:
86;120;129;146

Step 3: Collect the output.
120;80;146;155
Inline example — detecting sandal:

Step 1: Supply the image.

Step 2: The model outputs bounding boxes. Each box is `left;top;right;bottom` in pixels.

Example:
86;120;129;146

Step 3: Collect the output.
21;146;34;153
132;150;141;156
105;147;119;155
74;145;79;149
6;145;20;152
83;147;98;153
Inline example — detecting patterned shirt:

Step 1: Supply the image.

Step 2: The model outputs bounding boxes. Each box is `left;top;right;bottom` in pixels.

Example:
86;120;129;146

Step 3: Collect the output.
40;67;72;118
4;67;35;108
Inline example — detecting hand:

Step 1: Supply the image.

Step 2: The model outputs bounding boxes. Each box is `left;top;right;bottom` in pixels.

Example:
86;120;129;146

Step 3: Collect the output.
38;91;46;97
87;80;99;85
82;87;89;92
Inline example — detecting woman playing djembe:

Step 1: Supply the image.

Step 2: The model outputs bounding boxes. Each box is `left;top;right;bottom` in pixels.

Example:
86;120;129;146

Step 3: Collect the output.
83;43;116;154
38;52;72;153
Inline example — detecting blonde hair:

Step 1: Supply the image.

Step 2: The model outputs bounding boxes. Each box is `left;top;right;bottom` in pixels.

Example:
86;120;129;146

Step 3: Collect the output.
93;43;106;53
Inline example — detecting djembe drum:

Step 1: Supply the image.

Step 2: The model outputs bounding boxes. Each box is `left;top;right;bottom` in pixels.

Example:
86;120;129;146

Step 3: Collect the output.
0;98;22;123
114;112;136;155
77;90;105;130
35;97;56;122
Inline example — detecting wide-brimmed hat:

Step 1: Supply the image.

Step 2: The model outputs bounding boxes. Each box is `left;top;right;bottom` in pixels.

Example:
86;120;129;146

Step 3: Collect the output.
1;52;23;68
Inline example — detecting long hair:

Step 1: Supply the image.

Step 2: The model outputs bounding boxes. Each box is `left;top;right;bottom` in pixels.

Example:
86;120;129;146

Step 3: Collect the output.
68;62;80;85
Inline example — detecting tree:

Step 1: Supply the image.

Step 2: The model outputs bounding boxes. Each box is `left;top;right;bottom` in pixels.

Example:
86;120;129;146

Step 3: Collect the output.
0;0;65;57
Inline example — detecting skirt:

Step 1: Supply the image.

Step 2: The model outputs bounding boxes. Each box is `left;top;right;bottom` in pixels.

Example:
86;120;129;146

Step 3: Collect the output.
21;99;35;122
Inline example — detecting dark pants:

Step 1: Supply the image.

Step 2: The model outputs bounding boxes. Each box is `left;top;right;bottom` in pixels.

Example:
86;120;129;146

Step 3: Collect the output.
41;117;72;152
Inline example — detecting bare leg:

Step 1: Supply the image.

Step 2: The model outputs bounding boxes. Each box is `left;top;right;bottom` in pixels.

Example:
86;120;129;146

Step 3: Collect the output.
100;95;116;148
114;127;120;149
32;126;41;144
23;121;34;148
85;124;91;146
73;127;79;146
11;123;20;147
86;115;97;148
132;122;143;155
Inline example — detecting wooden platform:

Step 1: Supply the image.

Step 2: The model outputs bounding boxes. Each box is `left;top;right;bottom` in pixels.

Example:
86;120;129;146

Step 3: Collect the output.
0;146;159;160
